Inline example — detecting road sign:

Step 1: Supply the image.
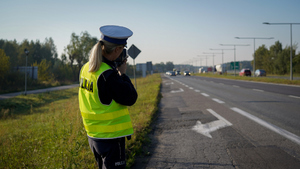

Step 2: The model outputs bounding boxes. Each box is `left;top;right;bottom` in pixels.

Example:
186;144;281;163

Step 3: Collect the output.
230;62;239;70
128;44;141;59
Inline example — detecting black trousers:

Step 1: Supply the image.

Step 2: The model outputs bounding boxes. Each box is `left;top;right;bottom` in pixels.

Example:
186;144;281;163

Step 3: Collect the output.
88;137;126;169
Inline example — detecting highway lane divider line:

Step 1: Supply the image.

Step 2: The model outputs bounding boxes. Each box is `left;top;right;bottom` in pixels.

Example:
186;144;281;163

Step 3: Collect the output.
233;85;240;88
212;98;225;104
189;87;194;89
201;93;210;97
231;107;300;146
253;89;264;92
195;90;200;92
289;95;300;99
165;82;174;85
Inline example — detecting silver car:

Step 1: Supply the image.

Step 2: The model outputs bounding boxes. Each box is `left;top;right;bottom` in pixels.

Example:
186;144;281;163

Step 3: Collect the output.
255;69;266;77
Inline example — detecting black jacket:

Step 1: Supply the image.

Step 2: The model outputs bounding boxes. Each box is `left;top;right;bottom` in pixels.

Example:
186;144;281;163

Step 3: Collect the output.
97;57;138;106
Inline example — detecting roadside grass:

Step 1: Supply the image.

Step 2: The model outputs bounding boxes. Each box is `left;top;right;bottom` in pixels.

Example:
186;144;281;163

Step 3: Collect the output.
0;73;161;168
191;73;300;85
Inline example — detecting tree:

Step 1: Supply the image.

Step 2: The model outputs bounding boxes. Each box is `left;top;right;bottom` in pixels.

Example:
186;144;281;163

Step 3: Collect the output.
154;62;166;72
0;49;10;80
166;61;174;71
0;40;18;68
294;52;300;73
64;32;98;80
33;59;53;81
254;45;269;71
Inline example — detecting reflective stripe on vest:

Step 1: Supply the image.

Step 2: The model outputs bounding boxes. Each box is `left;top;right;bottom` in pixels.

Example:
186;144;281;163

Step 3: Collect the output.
78;62;133;139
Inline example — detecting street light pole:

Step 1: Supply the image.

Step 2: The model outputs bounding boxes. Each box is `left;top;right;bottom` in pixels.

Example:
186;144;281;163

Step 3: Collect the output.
24;48;29;95
203;52;222;74
220;44;249;76
235;37;273;76
210;48;234;74
263;22;300;80
198;55;214;73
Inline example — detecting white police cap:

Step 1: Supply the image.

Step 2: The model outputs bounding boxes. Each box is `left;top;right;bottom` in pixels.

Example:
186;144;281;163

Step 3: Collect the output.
99;25;133;45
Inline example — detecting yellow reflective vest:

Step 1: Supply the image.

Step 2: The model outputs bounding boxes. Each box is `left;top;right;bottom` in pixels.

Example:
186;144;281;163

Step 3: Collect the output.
78;62;133;139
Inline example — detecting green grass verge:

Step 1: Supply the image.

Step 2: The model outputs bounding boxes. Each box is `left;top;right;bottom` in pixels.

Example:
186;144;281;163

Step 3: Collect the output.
0;73;162;168
191;73;300;85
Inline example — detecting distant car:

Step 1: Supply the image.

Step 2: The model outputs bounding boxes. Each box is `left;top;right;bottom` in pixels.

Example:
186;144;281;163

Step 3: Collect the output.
166;71;172;75
184;71;190;76
170;71;176;76
255;69;266;77
239;69;251;76
176;71;181;75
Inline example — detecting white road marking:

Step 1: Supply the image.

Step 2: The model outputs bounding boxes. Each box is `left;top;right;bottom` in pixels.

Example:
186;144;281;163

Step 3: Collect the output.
192;109;232;138
201;93;209;97
233;85;239;88
219;83;224;85
231;107;300;146
289;95;300;99
170;88;184;93
189;87;194;89
165;82;174;85
253;89;264;92
212;98;225;104
195;90;200;92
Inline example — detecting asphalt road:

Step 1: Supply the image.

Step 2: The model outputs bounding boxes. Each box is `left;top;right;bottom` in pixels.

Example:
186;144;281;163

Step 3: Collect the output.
133;74;300;169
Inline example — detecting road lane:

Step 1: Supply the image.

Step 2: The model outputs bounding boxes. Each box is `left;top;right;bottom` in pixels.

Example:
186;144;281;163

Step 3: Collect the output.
189;76;300;97
133;74;300;168
173;75;300;137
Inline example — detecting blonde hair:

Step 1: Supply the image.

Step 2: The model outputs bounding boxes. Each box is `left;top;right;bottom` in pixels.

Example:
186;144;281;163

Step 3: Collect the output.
88;39;121;72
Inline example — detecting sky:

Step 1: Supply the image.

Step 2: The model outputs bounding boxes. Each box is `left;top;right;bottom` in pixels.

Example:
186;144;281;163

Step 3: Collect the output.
1;0;300;67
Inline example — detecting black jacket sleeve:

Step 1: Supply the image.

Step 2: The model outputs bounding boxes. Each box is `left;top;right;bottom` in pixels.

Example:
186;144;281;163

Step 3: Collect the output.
98;70;138;106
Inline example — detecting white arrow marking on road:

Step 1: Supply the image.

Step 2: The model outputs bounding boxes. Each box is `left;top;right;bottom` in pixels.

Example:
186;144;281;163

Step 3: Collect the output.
170;88;184;93
192;109;232;138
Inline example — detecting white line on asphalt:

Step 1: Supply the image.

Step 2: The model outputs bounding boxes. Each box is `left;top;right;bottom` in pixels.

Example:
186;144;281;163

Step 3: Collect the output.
212;98;225;104
233;85;239;88
170;88;184;93
231;107;300;146
189;87;194;89
289;95;300;99
165;82;174;85
253;89;264;92
219;83;224;85
201;93;209;97
207;109;232;126
195;90;200;92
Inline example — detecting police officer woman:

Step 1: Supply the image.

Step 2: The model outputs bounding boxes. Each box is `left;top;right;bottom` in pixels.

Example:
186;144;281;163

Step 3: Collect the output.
78;25;138;169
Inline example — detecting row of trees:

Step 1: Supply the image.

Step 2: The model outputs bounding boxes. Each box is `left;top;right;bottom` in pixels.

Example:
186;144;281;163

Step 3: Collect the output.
0;32;98;93
1;33;300;93
153;62;175;73
254;41;300;74
0;31;142;93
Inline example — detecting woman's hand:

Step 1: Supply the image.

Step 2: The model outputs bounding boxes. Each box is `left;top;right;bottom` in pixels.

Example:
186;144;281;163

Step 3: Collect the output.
117;59;127;75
